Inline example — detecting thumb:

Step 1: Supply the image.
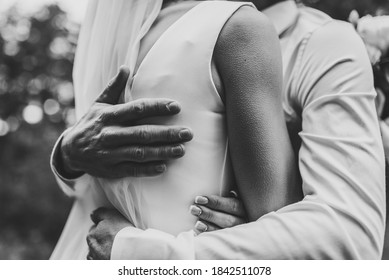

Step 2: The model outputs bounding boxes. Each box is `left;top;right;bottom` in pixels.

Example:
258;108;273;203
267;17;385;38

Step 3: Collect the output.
90;207;110;225
95;66;131;105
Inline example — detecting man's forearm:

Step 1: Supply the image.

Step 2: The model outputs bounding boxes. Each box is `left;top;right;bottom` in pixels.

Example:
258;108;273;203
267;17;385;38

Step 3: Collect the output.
111;199;381;260
195;201;371;259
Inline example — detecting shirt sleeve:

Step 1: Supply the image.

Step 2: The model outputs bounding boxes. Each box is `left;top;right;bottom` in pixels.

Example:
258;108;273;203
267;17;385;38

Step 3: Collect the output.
111;21;386;260
290;20;386;257
50;129;87;197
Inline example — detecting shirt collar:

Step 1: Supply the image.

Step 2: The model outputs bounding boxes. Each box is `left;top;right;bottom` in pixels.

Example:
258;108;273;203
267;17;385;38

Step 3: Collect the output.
262;0;299;36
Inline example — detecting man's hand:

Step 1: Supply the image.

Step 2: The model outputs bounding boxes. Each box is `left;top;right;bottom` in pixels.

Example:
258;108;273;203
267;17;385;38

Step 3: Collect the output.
189;192;248;234
87;207;132;260
58;66;193;179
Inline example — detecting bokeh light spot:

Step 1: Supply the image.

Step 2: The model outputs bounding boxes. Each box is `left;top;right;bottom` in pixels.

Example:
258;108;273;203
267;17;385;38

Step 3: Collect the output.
0;119;10;136
43;99;60;116
49;36;71;58
22;103;43;124
3;41;20;56
57;81;74;104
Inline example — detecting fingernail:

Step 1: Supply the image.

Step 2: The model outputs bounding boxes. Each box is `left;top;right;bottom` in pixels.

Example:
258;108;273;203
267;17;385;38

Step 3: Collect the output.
119;65;130;74
179;129;192;140
155;164;166;173
195;196;208;205
172;145;184;156
167;101;180;113
195;221;208;232
229;190;239;198
189;205;202;216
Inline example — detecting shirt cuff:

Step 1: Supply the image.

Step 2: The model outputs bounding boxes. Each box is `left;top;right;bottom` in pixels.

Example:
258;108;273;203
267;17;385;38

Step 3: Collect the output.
50;129;85;196
111;227;196;260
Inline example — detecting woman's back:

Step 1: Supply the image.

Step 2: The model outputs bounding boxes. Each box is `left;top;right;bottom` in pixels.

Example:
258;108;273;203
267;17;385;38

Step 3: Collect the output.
97;1;254;235
52;0;297;260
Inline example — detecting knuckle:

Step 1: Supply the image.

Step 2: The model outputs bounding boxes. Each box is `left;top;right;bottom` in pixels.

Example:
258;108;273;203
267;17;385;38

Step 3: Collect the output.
98;150;110;160
134;147;145;160
98;220;107;229
211;196;220;209
167;128;178;141
110;107;120;119
81;143;94;158
201;209;212;221
154;100;163;113
88;106;100;117
226;216;236;227
96;111;110;124
138;126;151;143
157;147;168;158
231;200;240;214
69;139;84;156
134;100;145;115
99;128;111;145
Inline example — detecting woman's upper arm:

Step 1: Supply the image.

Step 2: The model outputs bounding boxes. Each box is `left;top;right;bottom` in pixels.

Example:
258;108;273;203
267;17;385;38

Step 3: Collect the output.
214;7;299;221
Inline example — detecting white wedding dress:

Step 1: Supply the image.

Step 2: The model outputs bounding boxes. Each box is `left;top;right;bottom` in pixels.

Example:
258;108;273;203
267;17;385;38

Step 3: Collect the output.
51;0;253;259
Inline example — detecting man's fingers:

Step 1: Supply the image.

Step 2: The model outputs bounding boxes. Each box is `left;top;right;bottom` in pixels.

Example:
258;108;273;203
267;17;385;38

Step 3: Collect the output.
194;194;246;218
189;205;246;229
86;245;99;260
109;98;182;123
85;162;168;179
101;125;193;146
114;162;167;178
86;231;98;260
96;66;131;105
110;144;186;162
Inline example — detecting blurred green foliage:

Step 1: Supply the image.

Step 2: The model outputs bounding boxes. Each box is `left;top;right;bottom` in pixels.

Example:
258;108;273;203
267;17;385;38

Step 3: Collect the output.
0;4;76;259
0;0;388;260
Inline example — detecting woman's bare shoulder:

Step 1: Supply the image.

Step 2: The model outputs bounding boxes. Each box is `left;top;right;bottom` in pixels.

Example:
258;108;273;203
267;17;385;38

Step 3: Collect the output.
217;6;277;50
214;5;282;86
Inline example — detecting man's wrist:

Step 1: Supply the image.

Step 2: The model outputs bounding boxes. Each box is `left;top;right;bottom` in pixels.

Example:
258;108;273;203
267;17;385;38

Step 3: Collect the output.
53;133;85;180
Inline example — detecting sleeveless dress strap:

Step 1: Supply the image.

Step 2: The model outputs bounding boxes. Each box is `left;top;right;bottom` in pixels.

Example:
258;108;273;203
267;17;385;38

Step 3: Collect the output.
128;1;256;104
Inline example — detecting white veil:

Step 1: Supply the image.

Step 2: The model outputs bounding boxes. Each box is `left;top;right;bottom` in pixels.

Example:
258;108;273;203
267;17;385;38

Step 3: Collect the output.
72;0;163;119
71;0;164;227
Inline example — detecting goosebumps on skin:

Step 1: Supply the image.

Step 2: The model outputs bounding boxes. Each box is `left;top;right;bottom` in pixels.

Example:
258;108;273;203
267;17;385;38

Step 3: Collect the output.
215;6;300;221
